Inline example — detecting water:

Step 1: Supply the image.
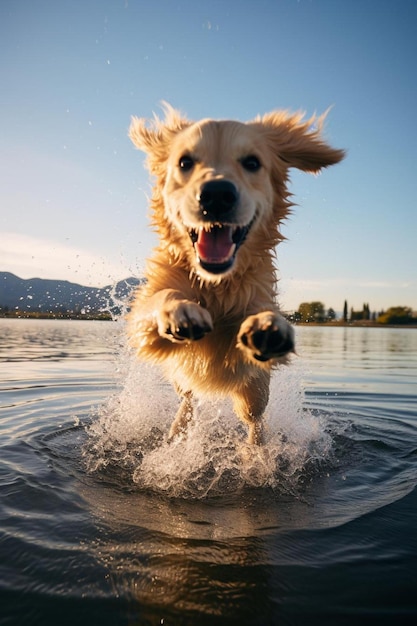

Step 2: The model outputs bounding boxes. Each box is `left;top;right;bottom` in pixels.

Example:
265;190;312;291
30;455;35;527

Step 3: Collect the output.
1;319;417;625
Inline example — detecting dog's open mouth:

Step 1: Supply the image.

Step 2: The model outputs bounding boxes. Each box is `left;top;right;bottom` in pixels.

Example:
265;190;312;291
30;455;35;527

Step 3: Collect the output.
189;222;253;274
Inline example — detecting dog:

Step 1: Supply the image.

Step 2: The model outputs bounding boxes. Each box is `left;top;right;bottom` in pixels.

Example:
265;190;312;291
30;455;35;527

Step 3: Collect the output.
128;104;344;445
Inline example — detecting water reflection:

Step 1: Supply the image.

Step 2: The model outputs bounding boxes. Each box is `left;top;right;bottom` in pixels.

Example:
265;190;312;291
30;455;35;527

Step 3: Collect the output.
0;318;116;363
79;482;311;621
296;326;417;395
78;435;417;624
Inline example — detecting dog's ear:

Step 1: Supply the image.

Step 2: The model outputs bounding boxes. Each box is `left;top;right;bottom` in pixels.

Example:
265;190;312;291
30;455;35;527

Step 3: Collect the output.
129;103;191;174
259;110;345;173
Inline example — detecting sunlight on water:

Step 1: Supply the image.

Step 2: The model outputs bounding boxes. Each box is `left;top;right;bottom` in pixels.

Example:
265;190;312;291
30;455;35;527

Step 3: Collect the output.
85;341;332;498
2;320;417;625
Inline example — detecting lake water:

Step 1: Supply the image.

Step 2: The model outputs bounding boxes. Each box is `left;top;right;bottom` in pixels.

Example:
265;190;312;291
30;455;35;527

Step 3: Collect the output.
1;318;417;625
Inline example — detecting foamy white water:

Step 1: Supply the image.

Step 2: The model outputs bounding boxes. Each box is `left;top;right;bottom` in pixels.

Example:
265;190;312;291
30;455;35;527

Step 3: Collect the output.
85;338;332;498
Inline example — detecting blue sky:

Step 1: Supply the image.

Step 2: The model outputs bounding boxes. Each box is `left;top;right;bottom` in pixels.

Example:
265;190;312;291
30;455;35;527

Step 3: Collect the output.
1;0;416;313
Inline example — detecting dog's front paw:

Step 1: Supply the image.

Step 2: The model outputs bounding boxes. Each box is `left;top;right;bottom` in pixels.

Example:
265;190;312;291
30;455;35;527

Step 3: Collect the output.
157;301;213;342
238;312;295;362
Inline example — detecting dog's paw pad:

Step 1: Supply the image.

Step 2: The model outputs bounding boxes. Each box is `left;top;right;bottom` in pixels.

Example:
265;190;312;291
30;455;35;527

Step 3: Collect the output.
252;327;294;359
238;312;294;361
159;301;213;343
169;321;212;341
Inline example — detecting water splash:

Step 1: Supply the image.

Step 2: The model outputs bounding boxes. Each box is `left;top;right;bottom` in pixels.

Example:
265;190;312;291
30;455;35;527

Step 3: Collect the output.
84;333;332;499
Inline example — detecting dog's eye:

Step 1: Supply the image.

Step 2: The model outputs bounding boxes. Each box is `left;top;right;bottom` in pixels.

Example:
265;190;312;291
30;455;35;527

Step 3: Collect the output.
240;155;262;172
178;155;195;172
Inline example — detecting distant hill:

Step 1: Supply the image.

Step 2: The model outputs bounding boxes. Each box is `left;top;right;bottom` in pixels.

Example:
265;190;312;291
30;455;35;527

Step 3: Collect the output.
0;272;143;316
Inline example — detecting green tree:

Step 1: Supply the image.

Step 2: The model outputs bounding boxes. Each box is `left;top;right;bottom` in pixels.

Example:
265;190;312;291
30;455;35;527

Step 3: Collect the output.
298;303;311;322
298;301;326;323
343;300;348;323
327;307;336;321
377;306;414;325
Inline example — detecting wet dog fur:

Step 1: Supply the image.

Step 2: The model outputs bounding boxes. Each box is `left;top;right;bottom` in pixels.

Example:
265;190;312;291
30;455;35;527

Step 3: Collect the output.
128;104;344;444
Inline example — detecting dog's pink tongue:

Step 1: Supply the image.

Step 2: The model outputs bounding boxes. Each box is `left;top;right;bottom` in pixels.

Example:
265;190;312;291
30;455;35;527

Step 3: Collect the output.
195;226;236;263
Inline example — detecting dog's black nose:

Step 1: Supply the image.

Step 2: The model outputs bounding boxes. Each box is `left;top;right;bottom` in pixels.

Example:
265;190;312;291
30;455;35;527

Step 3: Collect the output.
198;180;238;218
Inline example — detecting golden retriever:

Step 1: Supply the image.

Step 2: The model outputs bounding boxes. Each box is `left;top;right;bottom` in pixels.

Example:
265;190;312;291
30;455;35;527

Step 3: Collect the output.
128;104;344;445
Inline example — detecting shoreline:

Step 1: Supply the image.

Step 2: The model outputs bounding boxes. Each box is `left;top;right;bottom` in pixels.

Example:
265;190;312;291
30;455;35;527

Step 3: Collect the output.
0;312;416;328
0;312;113;321
293;321;417;328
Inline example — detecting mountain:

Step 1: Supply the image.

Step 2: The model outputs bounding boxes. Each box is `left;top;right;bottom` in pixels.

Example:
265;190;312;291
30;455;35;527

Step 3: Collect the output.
0;272;143;316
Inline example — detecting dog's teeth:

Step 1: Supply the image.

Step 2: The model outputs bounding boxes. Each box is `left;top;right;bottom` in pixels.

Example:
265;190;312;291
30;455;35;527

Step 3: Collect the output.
189;229;198;243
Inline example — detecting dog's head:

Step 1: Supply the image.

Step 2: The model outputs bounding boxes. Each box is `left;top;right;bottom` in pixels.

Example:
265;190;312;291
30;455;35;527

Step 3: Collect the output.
130;104;344;281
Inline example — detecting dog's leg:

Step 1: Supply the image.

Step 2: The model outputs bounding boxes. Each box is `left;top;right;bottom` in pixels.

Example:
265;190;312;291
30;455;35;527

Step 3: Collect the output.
168;390;194;440
232;370;271;445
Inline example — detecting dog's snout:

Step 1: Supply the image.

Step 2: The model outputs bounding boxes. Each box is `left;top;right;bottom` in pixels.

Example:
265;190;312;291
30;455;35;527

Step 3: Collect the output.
198;180;238;218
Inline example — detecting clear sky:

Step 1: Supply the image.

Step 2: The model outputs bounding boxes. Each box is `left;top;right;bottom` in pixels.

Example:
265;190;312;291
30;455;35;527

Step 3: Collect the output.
1;0;416;314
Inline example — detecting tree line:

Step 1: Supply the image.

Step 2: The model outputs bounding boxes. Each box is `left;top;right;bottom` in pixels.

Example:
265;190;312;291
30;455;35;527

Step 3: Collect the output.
0;306;113;321
289;301;415;325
